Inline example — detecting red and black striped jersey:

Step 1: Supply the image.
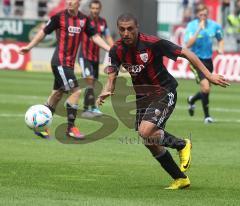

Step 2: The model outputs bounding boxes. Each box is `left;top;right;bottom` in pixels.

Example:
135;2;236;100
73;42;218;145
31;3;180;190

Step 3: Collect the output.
108;33;182;96
44;10;96;68
79;16;109;62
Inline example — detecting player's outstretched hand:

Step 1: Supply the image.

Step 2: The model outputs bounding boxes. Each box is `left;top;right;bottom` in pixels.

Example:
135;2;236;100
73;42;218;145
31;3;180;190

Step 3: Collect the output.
209;74;230;87
96;92;114;106
18;46;31;55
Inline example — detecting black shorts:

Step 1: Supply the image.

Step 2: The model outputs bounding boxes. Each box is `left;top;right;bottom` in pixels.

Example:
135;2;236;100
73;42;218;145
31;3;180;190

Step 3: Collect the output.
52;65;79;91
190;58;213;83
135;90;177;131
79;57;99;79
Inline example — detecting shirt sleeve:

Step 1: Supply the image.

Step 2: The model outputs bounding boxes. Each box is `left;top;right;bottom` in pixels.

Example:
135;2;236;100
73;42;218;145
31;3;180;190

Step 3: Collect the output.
184;23;194;43
154;39;182;61
215;23;223;41
103;20;111;37
43;14;60;35
84;17;97;37
106;46;121;74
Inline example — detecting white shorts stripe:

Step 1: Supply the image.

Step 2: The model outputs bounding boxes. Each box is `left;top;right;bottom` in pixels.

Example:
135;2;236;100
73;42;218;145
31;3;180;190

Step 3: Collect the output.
79;57;86;78
157;92;175;127
157;107;169;127
57;66;70;91
168;92;175;106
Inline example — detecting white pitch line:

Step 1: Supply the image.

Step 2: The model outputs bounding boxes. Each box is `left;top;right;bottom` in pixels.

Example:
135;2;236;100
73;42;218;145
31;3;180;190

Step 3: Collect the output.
117;117;240;123
170;117;240;123
0;94;46;99
176;105;240;113
0;113;239;123
0;93;239;113
0;114;24;117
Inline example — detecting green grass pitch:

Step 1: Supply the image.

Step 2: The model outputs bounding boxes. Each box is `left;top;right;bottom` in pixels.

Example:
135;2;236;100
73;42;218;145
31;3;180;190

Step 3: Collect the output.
0;70;239;206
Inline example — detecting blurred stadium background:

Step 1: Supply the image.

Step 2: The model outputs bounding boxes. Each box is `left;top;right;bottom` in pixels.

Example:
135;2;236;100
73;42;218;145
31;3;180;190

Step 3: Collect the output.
0;0;239;77
0;0;240;205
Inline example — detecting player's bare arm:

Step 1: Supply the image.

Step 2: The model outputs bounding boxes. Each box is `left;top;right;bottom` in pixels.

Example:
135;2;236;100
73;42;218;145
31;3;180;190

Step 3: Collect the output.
96;71;117;106
180;48;230;87
186;20;205;48
18;30;46;54
185;27;201;48
92;34;110;51
105;35;114;47
217;39;224;54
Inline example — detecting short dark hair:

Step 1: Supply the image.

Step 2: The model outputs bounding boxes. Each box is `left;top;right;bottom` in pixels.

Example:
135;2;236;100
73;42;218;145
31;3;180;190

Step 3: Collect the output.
117;13;138;26
89;0;102;8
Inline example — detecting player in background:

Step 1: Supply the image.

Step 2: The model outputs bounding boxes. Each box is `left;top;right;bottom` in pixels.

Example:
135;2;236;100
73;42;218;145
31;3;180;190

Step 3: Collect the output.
19;0;110;139
184;3;224;123
97;13;229;189
79;0;114;117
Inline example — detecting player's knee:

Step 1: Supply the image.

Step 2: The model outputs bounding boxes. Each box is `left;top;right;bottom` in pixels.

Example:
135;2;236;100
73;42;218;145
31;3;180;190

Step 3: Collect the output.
200;81;210;93
138;126;152;138
72;88;81;96
201;87;210;93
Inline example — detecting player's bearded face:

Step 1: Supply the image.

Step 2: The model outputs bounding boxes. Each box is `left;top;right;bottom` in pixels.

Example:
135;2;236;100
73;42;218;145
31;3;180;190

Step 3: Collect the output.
90;3;101;18
66;0;80;11
118;20;138;46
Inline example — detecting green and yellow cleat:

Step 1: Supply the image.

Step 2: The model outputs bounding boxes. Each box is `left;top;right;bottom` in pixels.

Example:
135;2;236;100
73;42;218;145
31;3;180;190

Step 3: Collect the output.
34;128;50;139
179;139;192;172
165;176;190;190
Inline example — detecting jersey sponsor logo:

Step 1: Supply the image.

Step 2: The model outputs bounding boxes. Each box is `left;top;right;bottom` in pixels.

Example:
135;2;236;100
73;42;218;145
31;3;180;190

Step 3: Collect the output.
140;53;148;63
122;63;145;74
68;26;81;34
0;43;24;70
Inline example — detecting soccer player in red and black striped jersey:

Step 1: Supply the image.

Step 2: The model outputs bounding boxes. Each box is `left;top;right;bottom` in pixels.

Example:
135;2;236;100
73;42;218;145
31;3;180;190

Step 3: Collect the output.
78;0;114;117
19;0;110;139
97;13;229;189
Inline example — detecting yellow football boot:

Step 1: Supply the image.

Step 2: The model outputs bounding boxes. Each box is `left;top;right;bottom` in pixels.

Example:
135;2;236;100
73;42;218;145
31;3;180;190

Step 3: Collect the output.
165;176;190;190
179;139;192;172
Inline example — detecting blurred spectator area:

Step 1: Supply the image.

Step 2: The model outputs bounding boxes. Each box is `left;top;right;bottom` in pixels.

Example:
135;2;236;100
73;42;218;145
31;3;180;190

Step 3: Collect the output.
0;0;61;18
0;0;238;51
2;0;11;16
38;0;47;18
14;0;24;16
0;0;91;18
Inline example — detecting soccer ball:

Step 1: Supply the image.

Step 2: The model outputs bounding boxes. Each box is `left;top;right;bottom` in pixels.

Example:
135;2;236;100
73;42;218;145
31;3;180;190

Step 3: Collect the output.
25;104;53;130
